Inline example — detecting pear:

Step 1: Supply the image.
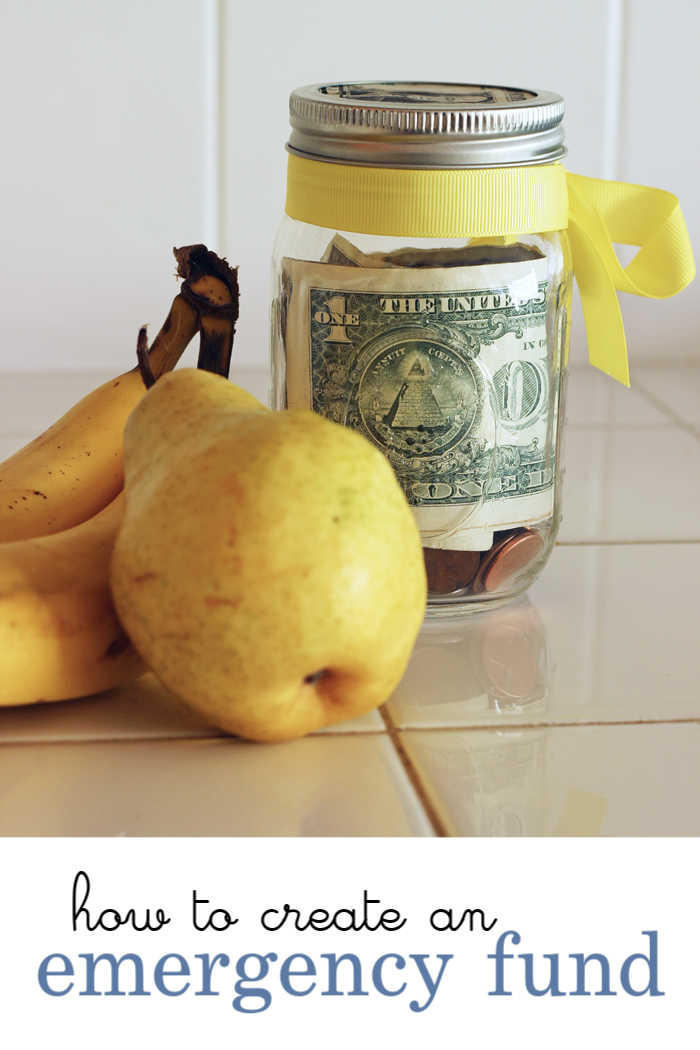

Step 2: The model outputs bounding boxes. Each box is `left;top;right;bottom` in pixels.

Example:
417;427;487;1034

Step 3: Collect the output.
110;369;426;742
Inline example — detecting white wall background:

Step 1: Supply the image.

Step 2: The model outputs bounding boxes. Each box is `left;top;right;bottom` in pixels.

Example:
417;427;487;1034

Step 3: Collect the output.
0;0;697;377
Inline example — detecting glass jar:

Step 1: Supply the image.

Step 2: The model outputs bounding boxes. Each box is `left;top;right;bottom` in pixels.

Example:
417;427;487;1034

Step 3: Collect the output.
271;83;572;614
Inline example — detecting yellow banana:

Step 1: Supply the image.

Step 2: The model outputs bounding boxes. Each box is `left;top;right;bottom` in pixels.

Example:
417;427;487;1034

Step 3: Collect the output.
0;298;199;542
0;243;239;543
0;494;144;706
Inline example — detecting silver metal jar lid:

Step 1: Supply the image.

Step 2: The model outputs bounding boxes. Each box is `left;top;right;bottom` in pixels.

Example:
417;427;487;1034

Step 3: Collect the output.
288;82;566;169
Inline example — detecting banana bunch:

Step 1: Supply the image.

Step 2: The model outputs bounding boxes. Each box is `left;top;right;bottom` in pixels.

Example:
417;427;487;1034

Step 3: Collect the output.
0;244;239;707
0;495;144;705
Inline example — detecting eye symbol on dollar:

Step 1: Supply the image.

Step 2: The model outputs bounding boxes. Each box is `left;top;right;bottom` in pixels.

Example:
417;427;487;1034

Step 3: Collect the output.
357;336;481;460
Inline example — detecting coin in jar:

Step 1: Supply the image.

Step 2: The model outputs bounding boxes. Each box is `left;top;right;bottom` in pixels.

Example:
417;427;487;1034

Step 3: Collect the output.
473;529;544;594
423;547;481;594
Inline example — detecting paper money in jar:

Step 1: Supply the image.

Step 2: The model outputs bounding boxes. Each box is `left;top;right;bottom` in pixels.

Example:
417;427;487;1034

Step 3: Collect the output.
283;240;561;568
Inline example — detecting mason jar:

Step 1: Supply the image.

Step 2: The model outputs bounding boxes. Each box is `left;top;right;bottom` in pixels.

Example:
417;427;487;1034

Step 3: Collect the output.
271;82;572;614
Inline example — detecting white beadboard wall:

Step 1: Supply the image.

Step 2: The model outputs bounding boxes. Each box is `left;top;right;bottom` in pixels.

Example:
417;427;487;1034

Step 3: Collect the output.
0;0;697;379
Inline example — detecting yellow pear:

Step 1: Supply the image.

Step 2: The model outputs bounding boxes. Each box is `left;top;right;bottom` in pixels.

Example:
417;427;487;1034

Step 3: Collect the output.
110;369;426;741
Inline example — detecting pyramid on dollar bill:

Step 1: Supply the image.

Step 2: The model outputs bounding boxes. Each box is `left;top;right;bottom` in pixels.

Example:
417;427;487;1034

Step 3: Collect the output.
391;358;445;428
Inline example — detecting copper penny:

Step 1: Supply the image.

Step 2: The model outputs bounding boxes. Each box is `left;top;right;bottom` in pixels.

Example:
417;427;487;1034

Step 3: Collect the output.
475;529;544;594
423;547;481;594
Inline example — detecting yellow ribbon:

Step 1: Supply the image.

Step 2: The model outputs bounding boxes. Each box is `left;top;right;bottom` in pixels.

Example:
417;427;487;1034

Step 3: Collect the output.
285;154;695;386
566;174;695;385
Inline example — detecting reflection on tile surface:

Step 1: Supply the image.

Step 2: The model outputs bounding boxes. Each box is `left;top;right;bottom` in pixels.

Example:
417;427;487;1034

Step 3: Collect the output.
560;425;700;541
532;545;700;722
0;673;383;744
389;545;700;727
0;674;218;744
402;724;700;836
313;709;384;733
388;600;548;728
0;736;432;836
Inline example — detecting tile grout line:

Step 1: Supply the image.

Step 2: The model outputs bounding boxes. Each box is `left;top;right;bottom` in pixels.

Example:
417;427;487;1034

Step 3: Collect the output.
0;728;391;749
629;378;700;441
2;716;698;750
378;706;450;837
564;362;700;436
393;717;700;734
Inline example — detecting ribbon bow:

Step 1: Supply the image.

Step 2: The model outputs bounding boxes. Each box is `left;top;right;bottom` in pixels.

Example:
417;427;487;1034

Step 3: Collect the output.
567;173;695;385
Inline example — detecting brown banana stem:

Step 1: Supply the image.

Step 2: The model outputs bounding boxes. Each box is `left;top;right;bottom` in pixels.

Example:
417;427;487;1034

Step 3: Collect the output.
136;327;156;389
132;244;239;385
138;293;200;379
196;307;237;377
174;243;239;378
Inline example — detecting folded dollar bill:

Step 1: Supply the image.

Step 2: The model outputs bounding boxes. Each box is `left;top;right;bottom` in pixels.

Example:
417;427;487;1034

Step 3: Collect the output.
282;236;562;550
321;232;544;270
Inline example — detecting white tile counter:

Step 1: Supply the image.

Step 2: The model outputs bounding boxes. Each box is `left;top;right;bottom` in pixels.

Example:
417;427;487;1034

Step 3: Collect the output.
1;364;699;836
